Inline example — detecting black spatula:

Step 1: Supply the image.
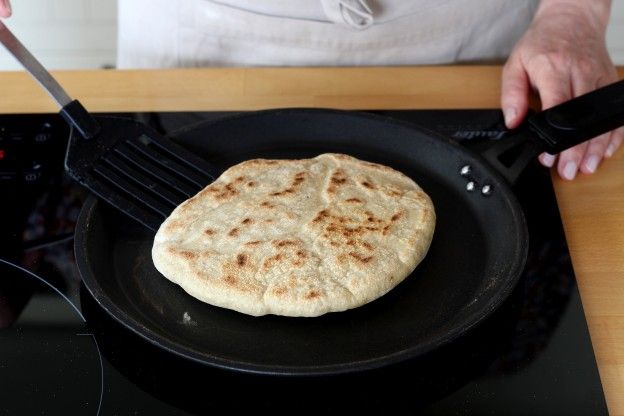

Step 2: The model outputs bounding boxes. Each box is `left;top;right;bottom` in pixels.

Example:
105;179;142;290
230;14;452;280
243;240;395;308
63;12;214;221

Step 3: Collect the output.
0;20;218;231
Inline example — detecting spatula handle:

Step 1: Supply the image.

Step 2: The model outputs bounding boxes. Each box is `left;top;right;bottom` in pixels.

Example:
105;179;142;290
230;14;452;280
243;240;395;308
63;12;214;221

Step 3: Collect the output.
528;79;624;154
0;20;100;139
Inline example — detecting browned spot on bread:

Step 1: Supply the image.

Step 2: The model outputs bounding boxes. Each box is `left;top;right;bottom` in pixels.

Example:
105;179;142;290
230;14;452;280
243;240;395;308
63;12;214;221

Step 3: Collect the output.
345;198;362;203
224;275;237;286
361;241;374;251
260;201;275;208
305;290;321;300
270;187;296;196
264;219;274;224
330;169;347;184
167;247;198;260
327;169;348;194
165;220;184;232
247;181;256;187
386;189;403;197
204;228;216;236
270;171;308;196
287;275;297;289
214;183;239;200
292;259;304;267
312;209;329;223
273;239;297;248
247;159;280;166
245;240;262;246
341;226;363;237
364;211;383;223
273;287;287;296
235;176;245;182
309;204;408;249
349;252;373;263
241;218;253;225
361;180;376;190
236;253;248;267
293;172;306;185
263;253;283;269
296;250;306;258
228;228;240;237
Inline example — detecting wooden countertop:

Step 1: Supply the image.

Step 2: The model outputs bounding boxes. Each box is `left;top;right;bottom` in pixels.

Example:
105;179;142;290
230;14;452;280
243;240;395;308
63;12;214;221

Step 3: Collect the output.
1;66;622;413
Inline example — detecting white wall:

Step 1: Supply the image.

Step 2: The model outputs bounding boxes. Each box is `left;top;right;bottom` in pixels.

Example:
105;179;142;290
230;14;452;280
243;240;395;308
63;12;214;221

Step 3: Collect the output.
0;0;117;70
0;0;622;70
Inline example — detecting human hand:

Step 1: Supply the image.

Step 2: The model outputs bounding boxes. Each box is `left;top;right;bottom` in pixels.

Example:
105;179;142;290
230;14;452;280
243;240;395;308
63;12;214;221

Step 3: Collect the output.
0;0;11;18
501;0;622;180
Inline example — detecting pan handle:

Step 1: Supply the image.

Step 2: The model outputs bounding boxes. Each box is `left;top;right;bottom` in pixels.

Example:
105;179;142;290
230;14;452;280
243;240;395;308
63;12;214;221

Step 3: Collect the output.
527;79;624;154
481;79;624;184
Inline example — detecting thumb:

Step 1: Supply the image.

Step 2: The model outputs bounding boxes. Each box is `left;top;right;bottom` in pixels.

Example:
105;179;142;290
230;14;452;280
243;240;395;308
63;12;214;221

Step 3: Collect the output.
501;56;530;129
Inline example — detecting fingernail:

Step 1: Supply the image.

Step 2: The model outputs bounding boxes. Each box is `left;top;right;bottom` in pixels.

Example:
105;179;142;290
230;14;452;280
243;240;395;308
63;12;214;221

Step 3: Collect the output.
606;143;617;158
540;153;556;167
584;155;600;173
504;108;517;127
563;161;578;180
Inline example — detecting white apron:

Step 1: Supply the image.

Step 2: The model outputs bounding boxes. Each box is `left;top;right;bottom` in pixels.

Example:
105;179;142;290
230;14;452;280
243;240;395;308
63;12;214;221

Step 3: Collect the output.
117;0;538;68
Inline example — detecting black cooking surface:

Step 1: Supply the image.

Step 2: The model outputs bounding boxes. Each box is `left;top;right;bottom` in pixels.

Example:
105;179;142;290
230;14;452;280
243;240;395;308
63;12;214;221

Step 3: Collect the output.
0;110;608;415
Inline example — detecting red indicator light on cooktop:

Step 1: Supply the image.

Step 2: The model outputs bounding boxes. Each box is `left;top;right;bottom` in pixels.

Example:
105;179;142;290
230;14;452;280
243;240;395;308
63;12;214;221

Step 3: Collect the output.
0;149;5;160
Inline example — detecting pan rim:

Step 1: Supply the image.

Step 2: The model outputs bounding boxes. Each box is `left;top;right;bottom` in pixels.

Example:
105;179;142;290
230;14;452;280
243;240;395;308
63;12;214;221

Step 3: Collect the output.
75;108;529;376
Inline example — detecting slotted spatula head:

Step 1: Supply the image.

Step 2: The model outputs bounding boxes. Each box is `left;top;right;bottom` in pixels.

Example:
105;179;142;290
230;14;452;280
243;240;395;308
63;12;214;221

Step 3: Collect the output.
65;116;217;231
0;20;217;231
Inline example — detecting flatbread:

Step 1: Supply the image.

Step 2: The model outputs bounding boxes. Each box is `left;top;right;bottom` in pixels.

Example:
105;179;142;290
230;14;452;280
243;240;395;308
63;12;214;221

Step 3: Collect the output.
152;153;435;317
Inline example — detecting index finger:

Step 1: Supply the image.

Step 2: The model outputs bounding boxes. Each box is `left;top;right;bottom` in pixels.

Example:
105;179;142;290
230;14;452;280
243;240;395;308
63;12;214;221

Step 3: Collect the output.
531;63;572;110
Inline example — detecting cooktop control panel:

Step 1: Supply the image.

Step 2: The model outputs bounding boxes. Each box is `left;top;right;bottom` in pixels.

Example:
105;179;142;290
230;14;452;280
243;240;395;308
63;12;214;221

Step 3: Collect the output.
0;114;68;190
0;114;69;255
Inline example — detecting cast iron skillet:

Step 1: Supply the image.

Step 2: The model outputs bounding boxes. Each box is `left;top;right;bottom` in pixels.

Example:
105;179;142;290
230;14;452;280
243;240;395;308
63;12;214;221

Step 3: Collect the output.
75;81;624;376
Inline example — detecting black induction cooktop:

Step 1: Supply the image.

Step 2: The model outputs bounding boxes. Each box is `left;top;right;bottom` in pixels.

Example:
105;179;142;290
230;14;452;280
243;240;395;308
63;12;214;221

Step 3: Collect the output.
0;110;608;415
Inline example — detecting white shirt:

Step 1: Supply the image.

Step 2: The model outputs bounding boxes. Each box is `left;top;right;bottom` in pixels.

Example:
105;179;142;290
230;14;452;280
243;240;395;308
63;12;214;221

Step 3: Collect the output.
117;0;539;68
